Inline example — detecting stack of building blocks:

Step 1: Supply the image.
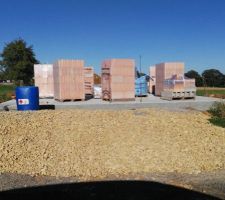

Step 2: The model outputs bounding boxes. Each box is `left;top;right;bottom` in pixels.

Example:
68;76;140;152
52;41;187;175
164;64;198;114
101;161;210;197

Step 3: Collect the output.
53;60;85;101
84;67;94;95
101;59;135;101
34;64;54;98
155;62;185;96
149;66;156;94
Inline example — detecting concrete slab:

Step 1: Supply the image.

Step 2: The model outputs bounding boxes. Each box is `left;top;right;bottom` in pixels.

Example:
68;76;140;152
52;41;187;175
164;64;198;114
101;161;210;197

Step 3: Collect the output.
1;95;224;111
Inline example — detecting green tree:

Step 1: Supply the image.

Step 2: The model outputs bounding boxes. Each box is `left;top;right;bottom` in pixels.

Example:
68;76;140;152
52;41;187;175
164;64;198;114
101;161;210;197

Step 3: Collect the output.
185;70;203;87
202;69;225;87
0;39;39;85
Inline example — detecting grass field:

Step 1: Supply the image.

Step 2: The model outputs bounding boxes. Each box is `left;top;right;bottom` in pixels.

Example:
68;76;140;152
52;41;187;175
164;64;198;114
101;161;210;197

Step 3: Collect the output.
197;87;225;97
0;84;16;103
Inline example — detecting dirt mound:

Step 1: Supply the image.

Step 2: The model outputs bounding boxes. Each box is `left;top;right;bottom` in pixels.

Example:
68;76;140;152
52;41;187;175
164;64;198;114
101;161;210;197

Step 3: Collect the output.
0;109;224;180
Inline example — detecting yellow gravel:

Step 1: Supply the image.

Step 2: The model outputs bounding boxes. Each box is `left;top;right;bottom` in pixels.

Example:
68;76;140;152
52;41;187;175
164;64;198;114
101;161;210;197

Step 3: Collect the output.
0;109;224;180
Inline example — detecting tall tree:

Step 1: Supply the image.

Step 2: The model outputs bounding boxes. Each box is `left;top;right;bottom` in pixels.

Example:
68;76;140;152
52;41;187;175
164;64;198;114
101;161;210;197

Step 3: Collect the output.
0;39;39;84
202;69;225;87
185;70;203;87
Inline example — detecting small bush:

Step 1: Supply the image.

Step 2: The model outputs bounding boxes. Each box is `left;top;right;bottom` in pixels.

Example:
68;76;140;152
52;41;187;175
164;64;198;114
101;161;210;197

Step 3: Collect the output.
208;102;225;118
0;84;16;103
209;118;225;128
0;93;10;103
208;102;225;128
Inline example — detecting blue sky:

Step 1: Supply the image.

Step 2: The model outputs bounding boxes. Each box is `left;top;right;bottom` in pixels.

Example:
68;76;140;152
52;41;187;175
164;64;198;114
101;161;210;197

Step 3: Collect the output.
0;0;225;74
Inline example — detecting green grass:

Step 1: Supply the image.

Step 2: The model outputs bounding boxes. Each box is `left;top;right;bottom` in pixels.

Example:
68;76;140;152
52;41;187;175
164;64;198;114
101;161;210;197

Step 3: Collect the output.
197;89;225;96
0;84;16;103
209;118;225;128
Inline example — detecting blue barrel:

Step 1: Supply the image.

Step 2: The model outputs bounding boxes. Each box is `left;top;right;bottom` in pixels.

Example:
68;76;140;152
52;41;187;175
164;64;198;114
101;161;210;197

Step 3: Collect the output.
135;76;148;96
16;86;39;111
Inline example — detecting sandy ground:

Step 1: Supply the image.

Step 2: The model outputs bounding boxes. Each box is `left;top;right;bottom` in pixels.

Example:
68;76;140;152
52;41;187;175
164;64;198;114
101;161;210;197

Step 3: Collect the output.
0;108;224;179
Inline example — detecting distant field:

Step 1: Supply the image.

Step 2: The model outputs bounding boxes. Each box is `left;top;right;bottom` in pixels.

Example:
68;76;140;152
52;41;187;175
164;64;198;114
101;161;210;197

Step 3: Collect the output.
0;84;16;103
197;87;225;90
197;87;225;97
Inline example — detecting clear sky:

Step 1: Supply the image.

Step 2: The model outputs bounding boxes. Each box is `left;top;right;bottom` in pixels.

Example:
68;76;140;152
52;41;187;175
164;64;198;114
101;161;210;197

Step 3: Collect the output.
1;0;225;74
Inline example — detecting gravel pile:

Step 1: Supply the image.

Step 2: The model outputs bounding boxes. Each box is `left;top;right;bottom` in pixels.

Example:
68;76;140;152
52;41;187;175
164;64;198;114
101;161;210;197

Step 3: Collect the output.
0;109;224;180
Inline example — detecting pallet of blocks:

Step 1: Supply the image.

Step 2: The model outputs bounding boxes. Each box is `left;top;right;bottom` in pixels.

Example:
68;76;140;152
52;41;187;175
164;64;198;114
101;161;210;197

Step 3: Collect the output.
84;67;94;95
155;62;184;96
149;66;156;94
53;60;85;101
161;90;196;100
34;64;54;98
161;77;196;100
101;59;135;101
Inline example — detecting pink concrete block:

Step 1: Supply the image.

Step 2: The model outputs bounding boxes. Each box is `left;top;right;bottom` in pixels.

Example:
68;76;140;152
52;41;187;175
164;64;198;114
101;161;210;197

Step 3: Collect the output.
155;62;184;96
53;60;85;100
34;64;54;98
84;66;94;95
101;59;135;100
149;66;156;94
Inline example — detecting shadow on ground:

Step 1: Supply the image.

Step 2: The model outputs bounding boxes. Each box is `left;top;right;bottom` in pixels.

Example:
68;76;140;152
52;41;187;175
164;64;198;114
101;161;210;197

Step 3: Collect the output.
85;94;94;101
0;180;221;200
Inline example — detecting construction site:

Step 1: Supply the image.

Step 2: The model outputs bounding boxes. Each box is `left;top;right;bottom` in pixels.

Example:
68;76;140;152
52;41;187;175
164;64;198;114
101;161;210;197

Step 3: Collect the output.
0;59;225;199
1;59;217;111
1;0;225;198
32;59;197;103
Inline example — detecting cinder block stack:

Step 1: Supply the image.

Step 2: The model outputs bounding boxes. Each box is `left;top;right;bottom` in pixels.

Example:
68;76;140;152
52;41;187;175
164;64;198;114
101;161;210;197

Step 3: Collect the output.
155;62;184;96
149;66;156;94
184;78;196;90
34;64;54;98
53;60;85;101
84;67;94;95
101;59;135;101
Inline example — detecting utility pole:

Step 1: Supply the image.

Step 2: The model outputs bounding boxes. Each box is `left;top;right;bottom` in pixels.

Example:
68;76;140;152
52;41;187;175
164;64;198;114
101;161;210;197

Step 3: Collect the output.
139;55;142;102
139;55;142;75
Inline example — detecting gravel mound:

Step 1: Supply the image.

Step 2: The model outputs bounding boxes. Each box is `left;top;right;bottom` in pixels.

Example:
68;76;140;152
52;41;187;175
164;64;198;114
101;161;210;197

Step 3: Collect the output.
0;109;224;180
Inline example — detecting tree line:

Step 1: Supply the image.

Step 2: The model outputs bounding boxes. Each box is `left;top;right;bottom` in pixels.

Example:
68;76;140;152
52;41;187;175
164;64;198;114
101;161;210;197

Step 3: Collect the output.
0;39;225;87
185;69;225;87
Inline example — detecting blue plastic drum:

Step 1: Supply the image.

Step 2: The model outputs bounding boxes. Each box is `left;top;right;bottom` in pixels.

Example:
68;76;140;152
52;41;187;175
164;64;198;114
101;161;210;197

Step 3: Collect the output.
16;86;39;111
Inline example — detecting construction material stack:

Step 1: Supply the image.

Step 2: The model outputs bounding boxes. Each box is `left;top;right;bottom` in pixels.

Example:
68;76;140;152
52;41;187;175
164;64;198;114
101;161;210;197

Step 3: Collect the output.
184;78;196;91
163;75;185;92
93;86;102;99
155;62;196;100
149;66;156;94
101;59;135;101
53;60;85;101
155;62;185;96
34;64;54;98
84;67;94;95
135;76;148;96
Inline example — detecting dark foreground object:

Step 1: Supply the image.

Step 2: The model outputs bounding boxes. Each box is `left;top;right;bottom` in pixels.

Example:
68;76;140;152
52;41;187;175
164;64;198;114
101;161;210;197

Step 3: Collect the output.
0;181;221;200
39;104;55;110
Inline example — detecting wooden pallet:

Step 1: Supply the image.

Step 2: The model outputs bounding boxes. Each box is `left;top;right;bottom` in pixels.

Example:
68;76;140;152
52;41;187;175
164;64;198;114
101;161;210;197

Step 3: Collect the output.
55;99;85;102
39;96;54;99
111;98;135;102
102;98;135;102
161;90;196;101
